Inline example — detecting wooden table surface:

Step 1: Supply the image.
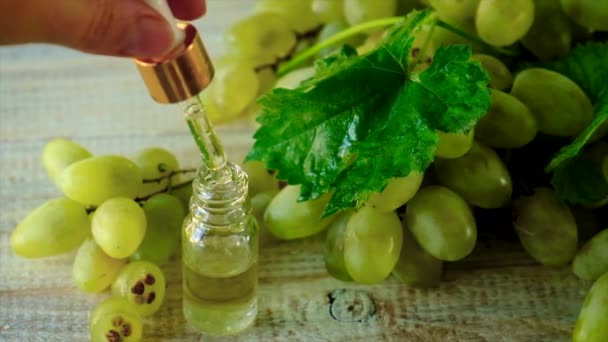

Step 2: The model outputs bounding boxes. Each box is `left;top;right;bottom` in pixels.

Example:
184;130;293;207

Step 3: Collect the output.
0;1;593;341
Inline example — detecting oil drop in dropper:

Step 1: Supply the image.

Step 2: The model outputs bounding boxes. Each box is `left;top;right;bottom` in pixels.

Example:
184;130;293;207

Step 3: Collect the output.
133;1;259;336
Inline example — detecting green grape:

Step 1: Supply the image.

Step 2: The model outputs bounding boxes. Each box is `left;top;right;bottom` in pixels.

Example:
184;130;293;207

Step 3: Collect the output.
367;172;424;212
90;297;143;342
312;0;345;23
572;229;608;281
59;155;142;207
521;0;572;61
132;147;179;197
254;0;321;33
476;0;535;47
471;54;513;91
573;272;608;342
11;197;90;258
170;184;193;212
511;68;593;137
256;67;277;96
264;185;335;240
73;238;127;293
435;142;513;209
130;194;185;264
427;0;480;33
561;0;608;31
513;187;578;266
324;210;354;282
42;138;92;186
112;261;166;317
210;61;260;118
344;0;397;26
356;30;387;55
317;21;366;57
435;128;475;159
392;220;443;288
274;66;316;90
241;160;279;197
225;12;297;61
343;206;403;284
92;197;147;259
405;186;477;261
251;191;280;247
474;89;537;149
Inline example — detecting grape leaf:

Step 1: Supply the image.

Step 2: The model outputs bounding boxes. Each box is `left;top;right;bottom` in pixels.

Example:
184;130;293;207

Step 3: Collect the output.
543;42;608;171
551;154;608;205
246;9;491;217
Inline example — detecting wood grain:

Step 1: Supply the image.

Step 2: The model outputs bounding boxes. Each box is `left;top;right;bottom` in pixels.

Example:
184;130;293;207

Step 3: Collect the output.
0;1;592;341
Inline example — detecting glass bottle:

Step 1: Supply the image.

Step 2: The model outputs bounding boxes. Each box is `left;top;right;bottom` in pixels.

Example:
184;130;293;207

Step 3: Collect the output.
180;99;259;336
132;4;259;335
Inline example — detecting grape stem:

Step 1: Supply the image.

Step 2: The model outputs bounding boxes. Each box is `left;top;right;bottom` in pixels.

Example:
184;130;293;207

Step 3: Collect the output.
277;15;520;77
254;25;323;73
142;168;197;184
85;169;196;213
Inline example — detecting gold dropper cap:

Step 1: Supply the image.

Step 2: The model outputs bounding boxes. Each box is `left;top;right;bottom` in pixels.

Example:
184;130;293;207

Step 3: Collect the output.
135;23;214;104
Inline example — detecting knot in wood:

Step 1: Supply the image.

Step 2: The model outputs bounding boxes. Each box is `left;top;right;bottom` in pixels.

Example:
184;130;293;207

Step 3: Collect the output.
328;289;376;322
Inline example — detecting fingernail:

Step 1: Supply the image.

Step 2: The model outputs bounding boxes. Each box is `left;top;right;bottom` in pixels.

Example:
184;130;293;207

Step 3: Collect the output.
124;15;175;58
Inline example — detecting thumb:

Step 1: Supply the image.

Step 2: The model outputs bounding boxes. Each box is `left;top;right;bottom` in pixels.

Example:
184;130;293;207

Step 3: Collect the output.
0;0;175;58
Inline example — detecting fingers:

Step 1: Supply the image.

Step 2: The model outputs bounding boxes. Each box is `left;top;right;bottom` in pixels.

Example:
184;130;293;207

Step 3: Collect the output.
0;0;207;58
168;0;207;20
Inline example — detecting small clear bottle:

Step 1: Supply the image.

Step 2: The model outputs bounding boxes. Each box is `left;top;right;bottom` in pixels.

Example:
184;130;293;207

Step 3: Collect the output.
180;101;259;336
133;7;259;336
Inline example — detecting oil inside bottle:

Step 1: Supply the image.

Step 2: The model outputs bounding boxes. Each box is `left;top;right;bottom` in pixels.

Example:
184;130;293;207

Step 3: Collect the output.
182;217;259;336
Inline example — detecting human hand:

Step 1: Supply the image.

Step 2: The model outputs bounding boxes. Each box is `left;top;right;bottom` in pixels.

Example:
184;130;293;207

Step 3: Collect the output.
0;0;206;58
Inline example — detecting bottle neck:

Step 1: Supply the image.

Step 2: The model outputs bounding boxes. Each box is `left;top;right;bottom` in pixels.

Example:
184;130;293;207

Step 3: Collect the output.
188;162;251;231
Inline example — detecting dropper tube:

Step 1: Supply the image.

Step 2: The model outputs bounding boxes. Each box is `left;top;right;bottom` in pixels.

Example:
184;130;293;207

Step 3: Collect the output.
183;96;227;172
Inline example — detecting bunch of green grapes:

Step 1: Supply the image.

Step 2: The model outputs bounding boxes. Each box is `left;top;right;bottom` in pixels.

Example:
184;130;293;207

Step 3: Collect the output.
11;138;190;341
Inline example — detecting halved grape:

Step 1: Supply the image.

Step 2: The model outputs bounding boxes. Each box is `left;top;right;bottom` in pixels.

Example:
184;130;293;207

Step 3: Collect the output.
343;206;403;284
475;89;537;149
132;147;179;197
511;68;593;137
225;13;297;61
59;155;142;206
471;54;513;91
90;297;142;342
254;0;321;33
112;261;166;317
513;187;578;267
344;0;397;26
435;129;475;159
367;172;424;212
476;0;535;47
73;238;127;293
392;220;443;288
324;210;354;282
572;272;608;342
42;138;92;186
264;185;335;240
406;186;477;261
572;229;608;281
92;198;146;259
11;197;89;258
130;194;185;264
